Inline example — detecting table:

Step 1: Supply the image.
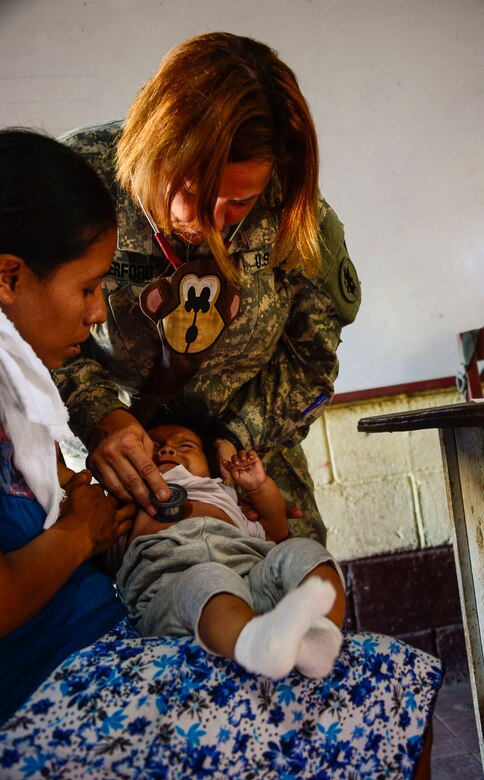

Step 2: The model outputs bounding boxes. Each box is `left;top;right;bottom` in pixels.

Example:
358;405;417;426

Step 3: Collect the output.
358;402;484;759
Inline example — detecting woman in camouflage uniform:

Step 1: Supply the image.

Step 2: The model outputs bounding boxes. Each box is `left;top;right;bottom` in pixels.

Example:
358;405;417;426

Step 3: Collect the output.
56;32;361;542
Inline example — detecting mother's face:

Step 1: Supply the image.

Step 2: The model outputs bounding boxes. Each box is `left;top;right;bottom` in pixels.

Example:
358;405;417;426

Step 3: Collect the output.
0;229;115;369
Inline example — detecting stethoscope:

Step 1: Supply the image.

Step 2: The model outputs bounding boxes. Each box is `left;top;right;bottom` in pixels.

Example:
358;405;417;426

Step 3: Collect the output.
150;484;188;522
134;186;246;271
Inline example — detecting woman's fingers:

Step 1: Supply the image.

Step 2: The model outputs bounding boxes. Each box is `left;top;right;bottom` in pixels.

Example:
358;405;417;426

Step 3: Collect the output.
114;503;137;538
215;438;237;486
88;459;134;504
89;440;169;512
87;410;169;511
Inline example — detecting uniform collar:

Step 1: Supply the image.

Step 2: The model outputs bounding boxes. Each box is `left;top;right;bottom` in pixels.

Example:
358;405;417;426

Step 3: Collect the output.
116;185;157;255
115;186;277;258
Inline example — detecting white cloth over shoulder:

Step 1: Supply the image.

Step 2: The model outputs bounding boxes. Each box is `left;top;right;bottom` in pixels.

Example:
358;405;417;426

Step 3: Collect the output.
163;464;267;540
0;309;73;528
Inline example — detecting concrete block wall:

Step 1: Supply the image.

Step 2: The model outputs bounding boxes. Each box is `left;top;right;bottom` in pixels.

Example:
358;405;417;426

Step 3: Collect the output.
302;386;462;562
302;385;472;675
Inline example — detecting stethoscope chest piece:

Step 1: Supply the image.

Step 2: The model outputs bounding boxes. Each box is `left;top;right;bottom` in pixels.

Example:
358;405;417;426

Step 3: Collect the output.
150;483;188;522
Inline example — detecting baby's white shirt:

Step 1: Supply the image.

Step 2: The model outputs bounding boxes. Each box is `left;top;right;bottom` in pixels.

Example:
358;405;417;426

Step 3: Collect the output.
163;464;267;540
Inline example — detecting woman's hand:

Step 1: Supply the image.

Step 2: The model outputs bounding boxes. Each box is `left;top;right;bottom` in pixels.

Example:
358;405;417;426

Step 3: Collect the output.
59;470;136;556
0;469;136;638
238;493;300;528
87;408;170;514
215;438;237;485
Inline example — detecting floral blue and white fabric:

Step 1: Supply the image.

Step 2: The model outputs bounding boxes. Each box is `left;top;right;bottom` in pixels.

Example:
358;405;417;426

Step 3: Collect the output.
0;619;442;779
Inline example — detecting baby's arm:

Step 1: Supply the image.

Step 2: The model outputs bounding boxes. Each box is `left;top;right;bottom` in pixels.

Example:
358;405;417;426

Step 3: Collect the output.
225;450;289;543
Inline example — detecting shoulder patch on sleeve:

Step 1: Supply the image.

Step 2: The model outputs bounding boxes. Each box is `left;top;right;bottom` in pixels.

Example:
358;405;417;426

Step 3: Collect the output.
318;200;361;325
339;255;359;303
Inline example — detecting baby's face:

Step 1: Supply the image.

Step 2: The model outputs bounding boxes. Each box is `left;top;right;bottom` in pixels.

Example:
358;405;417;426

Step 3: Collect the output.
148;424;211;478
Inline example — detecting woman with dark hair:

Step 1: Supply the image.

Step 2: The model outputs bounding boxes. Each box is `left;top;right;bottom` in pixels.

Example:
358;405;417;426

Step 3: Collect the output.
0;128;135;723
56;32;362;543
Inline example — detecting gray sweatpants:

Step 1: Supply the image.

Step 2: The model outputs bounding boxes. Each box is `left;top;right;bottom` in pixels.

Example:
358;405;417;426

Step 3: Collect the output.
116;517;343;646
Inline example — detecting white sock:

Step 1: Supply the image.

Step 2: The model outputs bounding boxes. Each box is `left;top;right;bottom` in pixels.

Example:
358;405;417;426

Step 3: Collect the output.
234;577;335;679
295;616;343;678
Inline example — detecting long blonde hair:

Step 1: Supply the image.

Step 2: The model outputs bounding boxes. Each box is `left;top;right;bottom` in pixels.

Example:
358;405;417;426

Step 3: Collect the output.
117;32;321;284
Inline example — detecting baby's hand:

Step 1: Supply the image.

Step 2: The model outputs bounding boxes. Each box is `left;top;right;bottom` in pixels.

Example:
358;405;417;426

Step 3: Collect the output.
223;450;267;493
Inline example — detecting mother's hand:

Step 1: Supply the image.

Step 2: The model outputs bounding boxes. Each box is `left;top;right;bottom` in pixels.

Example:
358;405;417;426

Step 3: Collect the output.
87;408;170;513
59;469;136;556
214;438;237;485
0;469;136;638
238;492;300;528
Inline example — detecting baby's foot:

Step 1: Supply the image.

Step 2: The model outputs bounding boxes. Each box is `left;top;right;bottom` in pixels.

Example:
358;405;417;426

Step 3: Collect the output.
234;578;334;679
295;615;343;678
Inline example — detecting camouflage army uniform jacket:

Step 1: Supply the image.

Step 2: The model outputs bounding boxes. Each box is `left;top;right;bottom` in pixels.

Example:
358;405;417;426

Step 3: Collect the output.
56;121;361;540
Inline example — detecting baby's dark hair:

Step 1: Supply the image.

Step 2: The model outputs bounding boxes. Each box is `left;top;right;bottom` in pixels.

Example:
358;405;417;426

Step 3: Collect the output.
146;399;222;477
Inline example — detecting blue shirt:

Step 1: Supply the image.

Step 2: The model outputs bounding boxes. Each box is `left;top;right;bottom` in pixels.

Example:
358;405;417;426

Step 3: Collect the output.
0;429;125;726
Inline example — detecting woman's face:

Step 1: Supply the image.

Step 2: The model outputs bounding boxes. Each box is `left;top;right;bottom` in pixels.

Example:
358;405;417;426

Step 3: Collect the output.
170;159;273;244
0;229;115;369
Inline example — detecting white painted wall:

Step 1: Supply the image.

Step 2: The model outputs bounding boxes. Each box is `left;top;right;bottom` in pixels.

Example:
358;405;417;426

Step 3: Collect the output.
1;0;483;393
